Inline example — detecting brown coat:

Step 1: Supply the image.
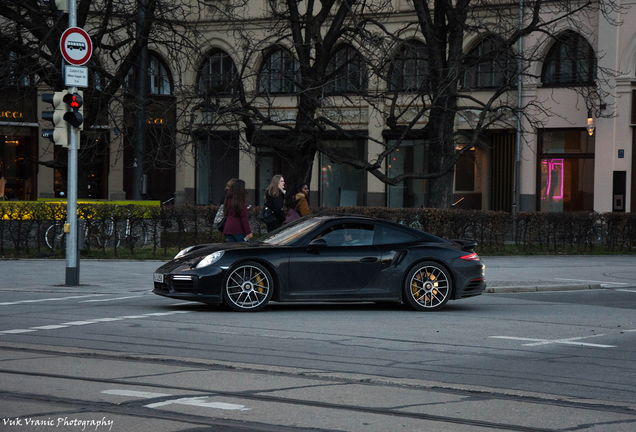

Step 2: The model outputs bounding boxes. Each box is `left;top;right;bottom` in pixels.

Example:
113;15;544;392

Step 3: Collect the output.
294;193;311;216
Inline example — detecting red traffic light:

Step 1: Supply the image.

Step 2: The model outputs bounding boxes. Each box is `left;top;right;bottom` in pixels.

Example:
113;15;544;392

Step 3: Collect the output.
63;92;83;109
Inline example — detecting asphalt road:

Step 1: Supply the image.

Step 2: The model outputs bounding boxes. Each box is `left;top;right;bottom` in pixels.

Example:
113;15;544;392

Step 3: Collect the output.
1;256;635;432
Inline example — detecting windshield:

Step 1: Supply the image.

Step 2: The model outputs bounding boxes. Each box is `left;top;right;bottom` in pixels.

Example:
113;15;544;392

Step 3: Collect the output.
259;218;324;246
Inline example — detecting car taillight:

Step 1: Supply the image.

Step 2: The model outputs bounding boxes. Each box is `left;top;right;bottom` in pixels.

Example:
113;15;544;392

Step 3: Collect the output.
460;252;480;261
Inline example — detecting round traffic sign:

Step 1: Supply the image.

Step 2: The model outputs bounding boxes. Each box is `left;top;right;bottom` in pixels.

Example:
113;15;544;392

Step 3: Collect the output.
60;27;93;66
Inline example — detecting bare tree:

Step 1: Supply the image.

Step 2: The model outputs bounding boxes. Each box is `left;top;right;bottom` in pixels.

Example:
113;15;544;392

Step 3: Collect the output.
184;0;623;208
0;0;210;198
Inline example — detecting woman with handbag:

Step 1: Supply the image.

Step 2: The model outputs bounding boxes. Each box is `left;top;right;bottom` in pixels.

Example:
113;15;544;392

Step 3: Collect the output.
263;174;286;232
284;183;311;224
222;179;253;242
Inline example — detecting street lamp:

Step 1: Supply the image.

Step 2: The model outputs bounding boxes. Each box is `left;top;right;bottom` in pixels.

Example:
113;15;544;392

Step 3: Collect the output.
587;110;595;136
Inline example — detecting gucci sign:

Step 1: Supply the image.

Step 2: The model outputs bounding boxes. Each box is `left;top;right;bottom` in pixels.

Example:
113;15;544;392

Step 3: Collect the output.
1;111;23;120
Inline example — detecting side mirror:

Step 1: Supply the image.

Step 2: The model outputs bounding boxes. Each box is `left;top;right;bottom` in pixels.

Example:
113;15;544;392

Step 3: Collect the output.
307;238;327;252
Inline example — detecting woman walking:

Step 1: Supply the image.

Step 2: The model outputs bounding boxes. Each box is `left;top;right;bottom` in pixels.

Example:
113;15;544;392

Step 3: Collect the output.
285;183;311;223
223;179;253;242
263;174;286;232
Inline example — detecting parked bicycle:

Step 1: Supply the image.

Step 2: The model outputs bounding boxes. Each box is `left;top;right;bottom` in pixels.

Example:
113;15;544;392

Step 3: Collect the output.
45;205;149;250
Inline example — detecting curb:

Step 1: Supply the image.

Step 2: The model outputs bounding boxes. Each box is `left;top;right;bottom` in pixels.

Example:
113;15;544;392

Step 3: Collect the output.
485;283;604;293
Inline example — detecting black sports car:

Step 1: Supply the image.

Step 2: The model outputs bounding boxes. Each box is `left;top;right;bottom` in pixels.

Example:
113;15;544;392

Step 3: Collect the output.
153;215;486;312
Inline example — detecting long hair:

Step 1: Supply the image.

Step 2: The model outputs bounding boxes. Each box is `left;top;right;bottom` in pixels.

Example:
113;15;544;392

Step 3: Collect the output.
225;179;248;216
265;174;283;199
285;182;307;208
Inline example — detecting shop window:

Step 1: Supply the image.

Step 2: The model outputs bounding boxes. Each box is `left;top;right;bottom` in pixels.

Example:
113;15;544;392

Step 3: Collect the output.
454;148;475;192
320;140;366;207
196;136;239;205
255;149;292;206
463;37;516;89
387;140;428;208
538;129;594;212
542;31;596;86
325;45;367;94
1;135;36;201
259;48;299;94
198;50;237;97
389;41;429;92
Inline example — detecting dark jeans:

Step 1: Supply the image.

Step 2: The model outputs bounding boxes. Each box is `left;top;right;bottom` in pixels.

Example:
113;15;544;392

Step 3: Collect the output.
225;234;247;242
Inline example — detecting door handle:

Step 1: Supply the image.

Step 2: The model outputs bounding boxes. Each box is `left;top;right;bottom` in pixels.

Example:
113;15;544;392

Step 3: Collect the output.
360;257;378;263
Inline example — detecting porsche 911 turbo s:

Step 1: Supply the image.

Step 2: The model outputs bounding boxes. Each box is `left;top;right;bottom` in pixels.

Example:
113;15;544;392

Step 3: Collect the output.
153;215;486;312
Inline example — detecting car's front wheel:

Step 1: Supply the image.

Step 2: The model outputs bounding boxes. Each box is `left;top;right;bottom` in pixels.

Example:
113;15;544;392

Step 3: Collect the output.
224;261;273;312
403;261;452;311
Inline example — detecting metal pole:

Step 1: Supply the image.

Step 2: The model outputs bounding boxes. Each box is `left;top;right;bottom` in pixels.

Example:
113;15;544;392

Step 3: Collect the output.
65;0;79;286
513;0;523;236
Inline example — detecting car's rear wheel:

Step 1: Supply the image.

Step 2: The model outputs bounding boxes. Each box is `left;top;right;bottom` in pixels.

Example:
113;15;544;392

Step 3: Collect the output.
403;261;452;311
224;261;273;312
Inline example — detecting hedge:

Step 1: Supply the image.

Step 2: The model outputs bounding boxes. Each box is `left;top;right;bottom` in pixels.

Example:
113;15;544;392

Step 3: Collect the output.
0;201;634;258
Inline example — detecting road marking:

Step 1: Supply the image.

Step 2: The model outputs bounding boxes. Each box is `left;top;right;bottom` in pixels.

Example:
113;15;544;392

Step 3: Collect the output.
616;289;636;293
0;294;106;306
0;311;191;335
101;390;249;411
102;389;172;398
80;296;143;303
490;334;616;348
554;278;627;287
146;397;249;410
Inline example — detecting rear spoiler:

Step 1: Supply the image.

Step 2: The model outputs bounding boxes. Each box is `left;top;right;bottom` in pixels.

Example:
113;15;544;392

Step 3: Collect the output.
451;239;477;252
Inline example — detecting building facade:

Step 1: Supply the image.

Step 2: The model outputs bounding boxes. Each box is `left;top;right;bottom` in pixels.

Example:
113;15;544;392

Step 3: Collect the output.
0;1;633;213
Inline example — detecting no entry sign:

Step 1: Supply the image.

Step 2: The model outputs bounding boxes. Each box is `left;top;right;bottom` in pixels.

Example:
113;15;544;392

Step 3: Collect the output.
60;27;93;66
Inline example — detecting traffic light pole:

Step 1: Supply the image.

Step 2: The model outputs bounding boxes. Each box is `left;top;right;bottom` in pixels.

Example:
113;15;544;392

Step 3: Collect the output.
65;0;79;286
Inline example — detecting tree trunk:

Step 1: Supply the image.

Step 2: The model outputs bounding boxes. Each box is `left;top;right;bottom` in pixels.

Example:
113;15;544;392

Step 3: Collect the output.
426;107;456;209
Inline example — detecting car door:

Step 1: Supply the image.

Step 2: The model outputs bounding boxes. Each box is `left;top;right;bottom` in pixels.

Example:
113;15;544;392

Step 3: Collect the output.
286;222;383;298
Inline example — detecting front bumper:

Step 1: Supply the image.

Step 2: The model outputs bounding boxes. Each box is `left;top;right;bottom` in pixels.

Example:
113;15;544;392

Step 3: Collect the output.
153;265;226;304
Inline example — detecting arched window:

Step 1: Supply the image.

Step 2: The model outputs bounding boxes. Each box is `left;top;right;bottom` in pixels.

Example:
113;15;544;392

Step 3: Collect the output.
1;51;31;87
389;42;428;92
542;32;596;86
149;54;172;95
325;46;367;94
125;53;173;95
198;50;237;97
259;48;298;94
463;37;516;89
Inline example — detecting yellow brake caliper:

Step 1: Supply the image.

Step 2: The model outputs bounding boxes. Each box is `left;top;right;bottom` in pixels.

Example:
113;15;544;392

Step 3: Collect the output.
255;274;264;294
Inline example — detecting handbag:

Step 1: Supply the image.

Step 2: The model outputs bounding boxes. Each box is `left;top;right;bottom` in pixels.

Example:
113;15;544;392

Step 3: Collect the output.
214;205;225;231
258;206;276;224
283;208;300;224
216;215;227;232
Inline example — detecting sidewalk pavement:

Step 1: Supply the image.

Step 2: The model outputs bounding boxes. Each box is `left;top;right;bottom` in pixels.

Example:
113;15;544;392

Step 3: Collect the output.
2;255;634;294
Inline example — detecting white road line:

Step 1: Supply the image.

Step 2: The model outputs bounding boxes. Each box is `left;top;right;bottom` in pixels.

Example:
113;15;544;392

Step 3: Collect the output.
490;335;616;348
616;289;636;293
102;390;172;398
0;311;191;335
80;296;143;303
554;278;627;285
101;390;249;411
145;397;249;411
0;294;106;306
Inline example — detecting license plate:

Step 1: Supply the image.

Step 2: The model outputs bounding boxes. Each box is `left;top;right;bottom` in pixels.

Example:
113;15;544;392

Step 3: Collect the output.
153;273;164;283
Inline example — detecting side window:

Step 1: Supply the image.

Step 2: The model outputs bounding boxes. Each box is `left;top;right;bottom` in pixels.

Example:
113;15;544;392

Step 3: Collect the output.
375;225;418;245
314;223;375;246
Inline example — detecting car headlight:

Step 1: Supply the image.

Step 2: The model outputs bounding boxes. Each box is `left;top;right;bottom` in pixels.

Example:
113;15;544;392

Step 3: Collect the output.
174;246;195;260
196;251;224;268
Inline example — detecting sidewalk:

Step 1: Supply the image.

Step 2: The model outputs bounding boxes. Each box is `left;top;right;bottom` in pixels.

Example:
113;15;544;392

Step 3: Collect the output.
1;255;634;293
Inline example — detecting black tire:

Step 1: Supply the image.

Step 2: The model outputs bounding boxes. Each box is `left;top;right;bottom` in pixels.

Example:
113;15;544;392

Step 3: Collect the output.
403;261;452;311
223;261;274;312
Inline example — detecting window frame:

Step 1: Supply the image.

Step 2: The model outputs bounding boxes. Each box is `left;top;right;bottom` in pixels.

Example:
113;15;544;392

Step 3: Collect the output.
541;32;596;87
258;48;299;94
197;49;238;97
325;45;367;95
389;41;429;93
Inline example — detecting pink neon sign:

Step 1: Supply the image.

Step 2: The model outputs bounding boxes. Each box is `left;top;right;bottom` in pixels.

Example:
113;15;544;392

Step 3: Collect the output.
541;158;564;200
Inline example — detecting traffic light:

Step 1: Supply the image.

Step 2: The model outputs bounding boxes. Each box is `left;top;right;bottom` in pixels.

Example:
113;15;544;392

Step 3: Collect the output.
41;92;68;147
48;0;69;14
63;91;83;130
